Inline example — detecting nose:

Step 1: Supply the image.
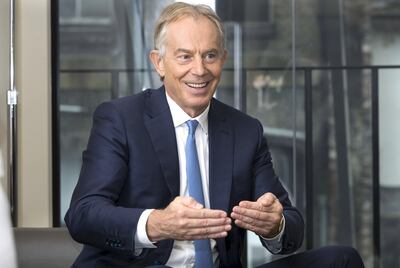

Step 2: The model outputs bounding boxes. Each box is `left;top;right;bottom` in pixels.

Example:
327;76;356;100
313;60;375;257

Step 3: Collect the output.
191;57;206;76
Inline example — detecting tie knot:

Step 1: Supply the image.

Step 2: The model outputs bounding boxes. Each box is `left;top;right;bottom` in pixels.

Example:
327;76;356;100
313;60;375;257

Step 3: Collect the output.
186;120;199;137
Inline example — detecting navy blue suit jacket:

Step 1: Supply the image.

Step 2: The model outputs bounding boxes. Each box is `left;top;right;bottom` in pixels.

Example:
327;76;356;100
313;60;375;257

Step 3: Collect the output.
65;87;304;268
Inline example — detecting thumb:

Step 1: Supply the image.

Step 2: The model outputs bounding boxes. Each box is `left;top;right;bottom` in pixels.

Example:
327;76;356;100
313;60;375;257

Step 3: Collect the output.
258;192;276;207
181;196;203;209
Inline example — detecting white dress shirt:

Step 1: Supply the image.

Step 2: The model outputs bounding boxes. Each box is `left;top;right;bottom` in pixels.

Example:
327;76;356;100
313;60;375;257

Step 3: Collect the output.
134;93;284;267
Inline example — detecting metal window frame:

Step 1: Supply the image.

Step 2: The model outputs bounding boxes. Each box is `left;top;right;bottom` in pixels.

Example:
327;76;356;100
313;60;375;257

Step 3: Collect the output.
51;0;61;227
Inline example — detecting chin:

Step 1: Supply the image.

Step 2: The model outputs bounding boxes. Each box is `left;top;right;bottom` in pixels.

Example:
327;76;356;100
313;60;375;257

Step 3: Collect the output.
190;96;212;106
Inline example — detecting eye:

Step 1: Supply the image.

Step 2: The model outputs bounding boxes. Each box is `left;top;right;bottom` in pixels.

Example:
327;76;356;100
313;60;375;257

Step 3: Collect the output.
204;52;217;63
177;54;192;63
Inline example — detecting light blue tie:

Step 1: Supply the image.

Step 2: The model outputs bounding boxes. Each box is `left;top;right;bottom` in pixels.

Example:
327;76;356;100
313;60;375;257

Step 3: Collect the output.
185;120;213;268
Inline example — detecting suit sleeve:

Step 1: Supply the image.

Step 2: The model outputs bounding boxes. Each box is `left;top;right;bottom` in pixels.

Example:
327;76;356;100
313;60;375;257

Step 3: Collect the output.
64;102;144;255
252;120;304;254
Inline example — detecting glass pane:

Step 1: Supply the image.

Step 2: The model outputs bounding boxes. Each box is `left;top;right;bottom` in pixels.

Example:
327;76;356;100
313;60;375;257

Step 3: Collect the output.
59;0;76;18
81;0;111;17
296;1;400;267
311;69;374;266
378;69;400;268
58;0;172;224
216;0;303;266
245;69;306;266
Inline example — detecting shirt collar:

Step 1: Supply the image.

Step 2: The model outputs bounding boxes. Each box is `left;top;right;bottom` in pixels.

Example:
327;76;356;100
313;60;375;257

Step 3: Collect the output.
166;91;209;135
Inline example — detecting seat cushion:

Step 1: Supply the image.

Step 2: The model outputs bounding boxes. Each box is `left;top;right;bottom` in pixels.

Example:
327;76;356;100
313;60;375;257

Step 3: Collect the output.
14;228;82;268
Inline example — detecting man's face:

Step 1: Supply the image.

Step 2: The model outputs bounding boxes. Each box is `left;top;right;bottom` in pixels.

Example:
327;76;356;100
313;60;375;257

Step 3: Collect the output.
150;16;227;117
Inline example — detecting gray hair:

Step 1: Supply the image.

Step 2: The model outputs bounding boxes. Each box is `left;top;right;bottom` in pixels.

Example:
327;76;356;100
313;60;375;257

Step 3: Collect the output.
154;2;225;58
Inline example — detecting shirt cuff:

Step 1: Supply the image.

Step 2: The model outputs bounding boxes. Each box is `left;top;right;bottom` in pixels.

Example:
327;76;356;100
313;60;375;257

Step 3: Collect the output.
261;215;286;254
134;209;157;255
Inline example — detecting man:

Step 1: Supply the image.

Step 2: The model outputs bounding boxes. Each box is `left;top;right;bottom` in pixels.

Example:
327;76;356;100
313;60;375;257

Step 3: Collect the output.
65;2;364;268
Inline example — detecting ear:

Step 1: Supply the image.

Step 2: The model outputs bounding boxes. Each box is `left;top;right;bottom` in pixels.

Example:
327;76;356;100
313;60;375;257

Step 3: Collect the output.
149;50;165;78
221;49;228;65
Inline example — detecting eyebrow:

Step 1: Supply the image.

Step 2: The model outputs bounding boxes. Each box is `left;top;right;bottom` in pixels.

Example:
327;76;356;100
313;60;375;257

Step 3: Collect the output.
174;48;220;56
174;48;192;55
203;48;219;55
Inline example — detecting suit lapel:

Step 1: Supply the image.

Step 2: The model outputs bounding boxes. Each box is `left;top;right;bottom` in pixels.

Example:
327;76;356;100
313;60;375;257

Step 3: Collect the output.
144;87;180;198
208;99;233;212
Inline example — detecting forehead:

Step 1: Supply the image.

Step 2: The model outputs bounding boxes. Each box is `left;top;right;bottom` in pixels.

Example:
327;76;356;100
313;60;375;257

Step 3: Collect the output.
164;16;220;49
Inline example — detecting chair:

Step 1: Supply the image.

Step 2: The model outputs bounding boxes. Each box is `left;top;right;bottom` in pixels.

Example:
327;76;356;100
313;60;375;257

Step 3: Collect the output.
13;228;82;268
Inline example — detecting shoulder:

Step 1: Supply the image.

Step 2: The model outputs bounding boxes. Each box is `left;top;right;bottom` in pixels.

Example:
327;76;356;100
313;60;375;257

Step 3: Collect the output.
94;88;161;118
108;88;157;110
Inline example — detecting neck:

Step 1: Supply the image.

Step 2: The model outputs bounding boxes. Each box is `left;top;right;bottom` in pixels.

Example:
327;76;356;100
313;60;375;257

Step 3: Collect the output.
184;106;207;118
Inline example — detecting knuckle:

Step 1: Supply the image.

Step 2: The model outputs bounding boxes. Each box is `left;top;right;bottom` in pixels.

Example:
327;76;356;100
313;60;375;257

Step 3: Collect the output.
201;210;207;218
181;230;190;238
176;209;186;218
273;215;281;224
277;204;283;213
177;219;185;227
256;211;262;219
204;227;209;235
268;193;276;203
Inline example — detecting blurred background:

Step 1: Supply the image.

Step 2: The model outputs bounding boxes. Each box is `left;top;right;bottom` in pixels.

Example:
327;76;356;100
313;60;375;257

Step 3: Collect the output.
1;0;399;267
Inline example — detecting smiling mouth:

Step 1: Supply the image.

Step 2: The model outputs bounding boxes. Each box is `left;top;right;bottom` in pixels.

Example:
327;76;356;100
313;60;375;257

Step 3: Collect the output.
185;82;209;88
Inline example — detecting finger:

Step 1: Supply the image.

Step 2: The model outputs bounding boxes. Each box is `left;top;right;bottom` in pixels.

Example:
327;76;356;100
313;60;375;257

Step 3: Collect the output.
233;219;272;235
232;206;282;226
187;231;229;240
231;211;275;228
238;199;281;213
232;205;272;221
178;207;228;219
238;200;265;212
180;217;231;229
183;224;232;240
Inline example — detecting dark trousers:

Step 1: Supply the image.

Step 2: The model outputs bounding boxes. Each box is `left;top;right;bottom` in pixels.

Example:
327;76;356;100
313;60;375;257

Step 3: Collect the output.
257;246;365;268
146;246;364;268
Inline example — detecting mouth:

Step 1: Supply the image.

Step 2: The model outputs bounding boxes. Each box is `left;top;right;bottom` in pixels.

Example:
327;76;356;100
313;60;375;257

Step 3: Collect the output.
185;81;209;89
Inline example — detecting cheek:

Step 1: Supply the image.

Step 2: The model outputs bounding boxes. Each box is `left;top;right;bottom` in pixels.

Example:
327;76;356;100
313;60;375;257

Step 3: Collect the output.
209;66;223;78
171;70;189;84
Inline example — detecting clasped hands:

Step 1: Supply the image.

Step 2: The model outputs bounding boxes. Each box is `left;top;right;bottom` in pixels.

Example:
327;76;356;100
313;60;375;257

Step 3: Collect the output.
147;193;283;242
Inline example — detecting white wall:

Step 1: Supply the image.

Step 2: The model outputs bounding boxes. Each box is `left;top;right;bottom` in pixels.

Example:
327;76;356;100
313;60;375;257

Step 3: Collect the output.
16;0;52;226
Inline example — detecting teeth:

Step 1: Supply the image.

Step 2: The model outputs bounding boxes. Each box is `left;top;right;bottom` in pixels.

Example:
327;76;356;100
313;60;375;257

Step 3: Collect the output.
186;82;207;88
